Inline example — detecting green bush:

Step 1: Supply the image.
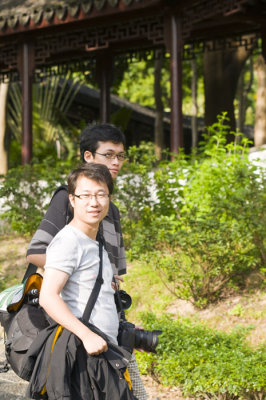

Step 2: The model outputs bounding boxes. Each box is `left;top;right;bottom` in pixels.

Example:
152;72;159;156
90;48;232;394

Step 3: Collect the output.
116;114;266;307
136;313;266;400
0;158;76;235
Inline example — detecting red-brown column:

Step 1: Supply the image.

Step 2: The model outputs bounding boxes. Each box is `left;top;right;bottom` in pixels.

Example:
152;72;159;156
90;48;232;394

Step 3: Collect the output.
96;53;113;123
170;15;183;153
18;42;34;164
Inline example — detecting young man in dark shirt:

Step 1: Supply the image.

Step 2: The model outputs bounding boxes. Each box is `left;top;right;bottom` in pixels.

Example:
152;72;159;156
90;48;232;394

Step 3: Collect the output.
26;123;147;400
27;124;126;276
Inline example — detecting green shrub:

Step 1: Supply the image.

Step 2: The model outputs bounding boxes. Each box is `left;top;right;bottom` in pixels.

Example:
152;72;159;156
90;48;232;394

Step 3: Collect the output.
0;158;76;235
136;313;266;399
117;114;266;307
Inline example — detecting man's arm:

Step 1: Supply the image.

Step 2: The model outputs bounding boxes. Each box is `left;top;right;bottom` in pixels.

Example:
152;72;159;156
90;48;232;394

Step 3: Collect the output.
27;254;46;271
26;188;72;270
39;268;108;355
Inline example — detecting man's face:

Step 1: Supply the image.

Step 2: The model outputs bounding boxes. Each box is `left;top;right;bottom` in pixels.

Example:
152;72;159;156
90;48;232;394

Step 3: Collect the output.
84;141;125;179
69;176;110;230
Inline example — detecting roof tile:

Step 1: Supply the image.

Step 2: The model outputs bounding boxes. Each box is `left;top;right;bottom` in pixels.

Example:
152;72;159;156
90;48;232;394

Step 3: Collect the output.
0;0;140;32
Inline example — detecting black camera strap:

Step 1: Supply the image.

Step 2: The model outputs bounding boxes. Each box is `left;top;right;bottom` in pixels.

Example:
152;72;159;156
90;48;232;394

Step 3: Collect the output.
82;239;104;322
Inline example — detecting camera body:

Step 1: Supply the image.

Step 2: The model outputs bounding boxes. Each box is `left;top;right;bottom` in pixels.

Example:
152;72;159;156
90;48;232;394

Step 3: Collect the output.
114;290;132;312
118;319;162;354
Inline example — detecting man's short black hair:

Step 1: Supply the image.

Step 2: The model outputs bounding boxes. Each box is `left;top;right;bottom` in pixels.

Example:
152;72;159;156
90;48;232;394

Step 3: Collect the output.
68;163;114;196
80;123;126;162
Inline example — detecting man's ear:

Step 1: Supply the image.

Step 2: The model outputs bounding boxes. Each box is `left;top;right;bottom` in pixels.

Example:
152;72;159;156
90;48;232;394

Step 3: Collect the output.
84;150;94;163
69;194;75;209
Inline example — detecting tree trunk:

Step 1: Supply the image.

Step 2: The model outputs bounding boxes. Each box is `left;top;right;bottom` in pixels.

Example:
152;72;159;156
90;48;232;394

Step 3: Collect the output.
0;82;9;175
154;53;164;159
191;59;198;149
204;45;250;138
254;55;266;147
237;57;253;135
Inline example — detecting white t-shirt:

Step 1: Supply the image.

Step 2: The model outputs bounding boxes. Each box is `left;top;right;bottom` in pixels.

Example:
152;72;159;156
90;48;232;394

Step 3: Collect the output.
44;224;119;344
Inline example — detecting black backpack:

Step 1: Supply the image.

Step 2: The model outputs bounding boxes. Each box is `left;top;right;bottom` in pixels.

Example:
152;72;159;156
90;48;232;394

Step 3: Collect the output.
3;303;51;379
0;271;51;378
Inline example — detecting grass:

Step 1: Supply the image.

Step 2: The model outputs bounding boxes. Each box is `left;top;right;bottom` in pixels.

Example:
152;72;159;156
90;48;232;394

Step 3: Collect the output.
123;259;266;349
122;260;173;324
0;233;29;291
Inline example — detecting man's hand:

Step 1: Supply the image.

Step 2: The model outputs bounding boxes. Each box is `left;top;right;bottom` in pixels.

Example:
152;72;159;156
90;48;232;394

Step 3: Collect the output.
112;274;124;290
82;331;108;355
134;325;145;353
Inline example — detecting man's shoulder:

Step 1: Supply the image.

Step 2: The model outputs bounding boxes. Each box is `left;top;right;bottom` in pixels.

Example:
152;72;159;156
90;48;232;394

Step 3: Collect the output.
49;225;79;248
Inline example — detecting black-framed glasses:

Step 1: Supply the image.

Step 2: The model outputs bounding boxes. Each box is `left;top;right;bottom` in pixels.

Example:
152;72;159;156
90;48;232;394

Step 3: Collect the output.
73;193;110;201
94;151;126;161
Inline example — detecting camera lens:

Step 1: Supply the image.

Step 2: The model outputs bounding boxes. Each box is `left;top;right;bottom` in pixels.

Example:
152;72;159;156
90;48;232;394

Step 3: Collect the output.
135;329;162;353
119;290;132;310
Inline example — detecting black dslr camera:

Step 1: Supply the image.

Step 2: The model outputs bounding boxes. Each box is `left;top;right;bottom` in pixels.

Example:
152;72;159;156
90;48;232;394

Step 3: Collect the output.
114;289;162;353
118;320;162;353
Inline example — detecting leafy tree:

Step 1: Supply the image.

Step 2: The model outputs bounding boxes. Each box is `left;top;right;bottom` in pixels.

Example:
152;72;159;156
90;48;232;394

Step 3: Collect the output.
203;42;252;136
254;54;266;146
7;74;80;166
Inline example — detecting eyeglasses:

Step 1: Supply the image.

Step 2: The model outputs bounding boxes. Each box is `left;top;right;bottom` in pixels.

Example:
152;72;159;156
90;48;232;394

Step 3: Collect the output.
73;193;110;202
94;152;126;161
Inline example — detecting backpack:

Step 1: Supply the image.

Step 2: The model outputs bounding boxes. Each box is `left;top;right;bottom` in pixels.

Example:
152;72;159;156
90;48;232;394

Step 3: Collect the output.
0;273;51;379
4;304;50;379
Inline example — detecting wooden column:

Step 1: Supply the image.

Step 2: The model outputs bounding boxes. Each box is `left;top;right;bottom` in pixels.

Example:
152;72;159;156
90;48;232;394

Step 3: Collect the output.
170;15;183;153
18;42;34;164
96;52;113;123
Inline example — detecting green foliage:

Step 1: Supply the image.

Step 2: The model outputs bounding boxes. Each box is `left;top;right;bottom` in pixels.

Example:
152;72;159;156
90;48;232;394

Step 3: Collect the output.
7;75;80;165
116;114;266;307
115;141;158;223
113;56;171;110
113;54;205;115
135;313;266;399
0;158;76;234
110;107;132;132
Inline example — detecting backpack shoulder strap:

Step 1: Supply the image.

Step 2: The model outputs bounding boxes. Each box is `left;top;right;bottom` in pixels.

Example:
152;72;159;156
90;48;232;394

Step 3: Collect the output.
50;184;68;202
50;184;72;224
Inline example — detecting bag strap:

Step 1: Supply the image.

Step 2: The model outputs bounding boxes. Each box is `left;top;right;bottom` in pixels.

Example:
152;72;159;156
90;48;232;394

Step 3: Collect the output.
22;263;38;283
82;238;104;322
50;184;72;224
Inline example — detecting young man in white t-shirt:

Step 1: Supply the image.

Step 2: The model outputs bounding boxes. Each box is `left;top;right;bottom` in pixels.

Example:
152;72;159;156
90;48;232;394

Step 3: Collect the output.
39;163;118;355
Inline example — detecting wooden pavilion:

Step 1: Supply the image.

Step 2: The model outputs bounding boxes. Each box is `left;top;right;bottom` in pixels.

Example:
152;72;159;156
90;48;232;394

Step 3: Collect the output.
0;0;266;163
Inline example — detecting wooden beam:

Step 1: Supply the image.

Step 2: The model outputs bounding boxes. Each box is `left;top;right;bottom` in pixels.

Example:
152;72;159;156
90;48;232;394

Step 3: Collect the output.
96;53;113;123
18;42;34;164
170;15;183;153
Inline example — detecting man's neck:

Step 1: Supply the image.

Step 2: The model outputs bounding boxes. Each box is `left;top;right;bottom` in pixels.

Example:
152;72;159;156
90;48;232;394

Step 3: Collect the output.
69;220;99;241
